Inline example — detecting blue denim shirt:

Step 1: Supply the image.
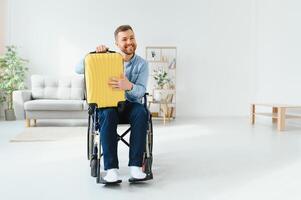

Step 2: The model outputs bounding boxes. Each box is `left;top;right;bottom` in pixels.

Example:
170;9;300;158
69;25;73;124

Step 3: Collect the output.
75;54;149;104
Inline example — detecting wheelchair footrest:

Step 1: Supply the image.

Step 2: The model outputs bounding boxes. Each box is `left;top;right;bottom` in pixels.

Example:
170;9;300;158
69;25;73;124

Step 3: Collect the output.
128;173;153;183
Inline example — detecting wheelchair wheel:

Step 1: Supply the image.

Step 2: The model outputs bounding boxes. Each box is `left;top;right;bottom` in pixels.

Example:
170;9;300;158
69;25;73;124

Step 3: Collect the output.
90;143;98;177
87;115;94;160
91;137;102;178
142;115;153;178
148;117;153;153
146;115;153;156
142;156;153;178
90;157;98;177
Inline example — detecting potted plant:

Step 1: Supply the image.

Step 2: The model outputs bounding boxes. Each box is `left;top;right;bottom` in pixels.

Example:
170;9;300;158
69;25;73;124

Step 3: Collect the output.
152;69;170;101
0;46;28;120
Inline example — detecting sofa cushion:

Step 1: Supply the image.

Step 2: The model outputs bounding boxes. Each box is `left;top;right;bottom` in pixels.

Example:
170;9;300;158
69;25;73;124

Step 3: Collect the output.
24;100;84;111
31;75;85;100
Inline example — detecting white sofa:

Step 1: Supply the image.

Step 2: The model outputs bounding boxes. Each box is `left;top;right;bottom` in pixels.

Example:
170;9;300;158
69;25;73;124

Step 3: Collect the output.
13;75;88;127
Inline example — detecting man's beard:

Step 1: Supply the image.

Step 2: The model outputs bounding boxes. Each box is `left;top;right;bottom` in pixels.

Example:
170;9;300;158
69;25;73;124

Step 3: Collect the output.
122;45;136;55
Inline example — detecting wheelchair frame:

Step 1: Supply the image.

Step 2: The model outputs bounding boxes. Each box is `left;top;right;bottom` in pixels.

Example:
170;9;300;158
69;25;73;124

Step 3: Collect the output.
86;94;153;183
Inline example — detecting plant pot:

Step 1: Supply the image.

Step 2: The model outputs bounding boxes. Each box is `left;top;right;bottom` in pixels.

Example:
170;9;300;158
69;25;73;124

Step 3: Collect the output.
5;109;16;121
153;89;162;101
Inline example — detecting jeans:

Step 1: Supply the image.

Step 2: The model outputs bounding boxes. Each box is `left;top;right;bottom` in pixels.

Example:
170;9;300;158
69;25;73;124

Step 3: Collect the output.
97;101;148;170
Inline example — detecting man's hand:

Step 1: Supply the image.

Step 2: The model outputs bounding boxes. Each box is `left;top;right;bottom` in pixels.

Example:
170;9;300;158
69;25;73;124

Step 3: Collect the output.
96;45;109;53
108;74;133;91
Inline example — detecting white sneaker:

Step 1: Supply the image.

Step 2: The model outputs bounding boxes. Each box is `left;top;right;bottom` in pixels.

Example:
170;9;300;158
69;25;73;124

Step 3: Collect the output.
103;168;119;182
130;166;146;179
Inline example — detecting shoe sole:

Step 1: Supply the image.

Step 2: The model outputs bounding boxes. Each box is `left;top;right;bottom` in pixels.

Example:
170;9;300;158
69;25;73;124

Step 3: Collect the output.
128;176;153;183
97;177;122;185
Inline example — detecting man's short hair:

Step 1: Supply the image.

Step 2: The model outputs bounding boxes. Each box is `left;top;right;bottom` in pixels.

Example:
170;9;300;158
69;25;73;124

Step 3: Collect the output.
114;25;133;40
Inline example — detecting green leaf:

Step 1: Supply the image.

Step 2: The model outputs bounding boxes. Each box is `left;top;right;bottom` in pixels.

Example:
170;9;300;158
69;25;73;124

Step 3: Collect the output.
0;45;28;107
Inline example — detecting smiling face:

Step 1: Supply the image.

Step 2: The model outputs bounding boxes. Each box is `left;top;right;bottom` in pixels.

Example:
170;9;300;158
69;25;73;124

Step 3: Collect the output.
115;29;137;56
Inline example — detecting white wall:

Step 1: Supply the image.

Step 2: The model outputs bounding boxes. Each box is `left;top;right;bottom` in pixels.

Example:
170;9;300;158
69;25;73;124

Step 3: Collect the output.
254;0;301;120
255;0;301;104
0;0;7;118
0;0;6;54
4;0;274;117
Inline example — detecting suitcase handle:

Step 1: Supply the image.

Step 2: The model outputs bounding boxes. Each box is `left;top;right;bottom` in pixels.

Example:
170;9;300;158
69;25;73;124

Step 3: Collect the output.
89;49;116;54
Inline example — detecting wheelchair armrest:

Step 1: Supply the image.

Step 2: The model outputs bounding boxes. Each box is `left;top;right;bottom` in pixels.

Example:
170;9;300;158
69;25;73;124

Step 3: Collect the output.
143;93;150;109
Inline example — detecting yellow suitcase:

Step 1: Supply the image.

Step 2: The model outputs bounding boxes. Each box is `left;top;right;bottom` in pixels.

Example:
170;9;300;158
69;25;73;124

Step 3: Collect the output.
84;52;125;108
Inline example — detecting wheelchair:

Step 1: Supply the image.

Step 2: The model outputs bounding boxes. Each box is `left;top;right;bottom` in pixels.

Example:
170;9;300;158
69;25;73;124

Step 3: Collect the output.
86;93;154;183
84;51;153;184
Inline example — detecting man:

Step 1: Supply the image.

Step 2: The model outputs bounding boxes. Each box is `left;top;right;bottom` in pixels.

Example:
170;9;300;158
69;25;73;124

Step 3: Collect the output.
75;25;149;183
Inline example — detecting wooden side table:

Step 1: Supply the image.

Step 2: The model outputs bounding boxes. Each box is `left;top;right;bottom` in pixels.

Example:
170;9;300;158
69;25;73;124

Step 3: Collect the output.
250;103;301;131
148;99;175;125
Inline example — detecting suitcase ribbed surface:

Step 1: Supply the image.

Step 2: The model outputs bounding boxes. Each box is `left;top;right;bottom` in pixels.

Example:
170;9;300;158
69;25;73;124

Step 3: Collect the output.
84;53;125;108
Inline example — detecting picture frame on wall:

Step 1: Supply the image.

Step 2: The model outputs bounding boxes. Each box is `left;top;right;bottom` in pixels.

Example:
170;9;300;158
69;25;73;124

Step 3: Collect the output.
146;48;161;62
